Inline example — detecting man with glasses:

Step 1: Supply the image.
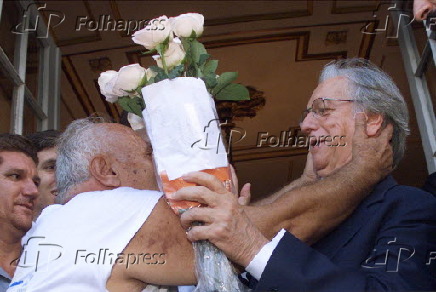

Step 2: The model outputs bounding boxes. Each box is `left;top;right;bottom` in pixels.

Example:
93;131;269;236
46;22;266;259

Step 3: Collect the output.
173;58;436;291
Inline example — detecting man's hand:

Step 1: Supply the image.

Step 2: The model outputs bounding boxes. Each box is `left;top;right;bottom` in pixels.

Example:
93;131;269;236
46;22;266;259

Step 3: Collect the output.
229;164;251;205
301;152;317;182
247;115;395;243
169;171;269;267
351;113;393;182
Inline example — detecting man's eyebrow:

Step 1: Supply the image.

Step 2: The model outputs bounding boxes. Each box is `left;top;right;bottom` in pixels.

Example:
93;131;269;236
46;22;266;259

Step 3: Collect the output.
5;168;25;175
41;159;56;166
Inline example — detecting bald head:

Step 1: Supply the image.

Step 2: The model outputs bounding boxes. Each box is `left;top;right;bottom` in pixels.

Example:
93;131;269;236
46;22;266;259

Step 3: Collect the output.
56;119;156;203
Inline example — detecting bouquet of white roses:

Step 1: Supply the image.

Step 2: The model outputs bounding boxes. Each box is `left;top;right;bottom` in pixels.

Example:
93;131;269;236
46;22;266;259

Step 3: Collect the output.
98;13;249;292
98;13;249;119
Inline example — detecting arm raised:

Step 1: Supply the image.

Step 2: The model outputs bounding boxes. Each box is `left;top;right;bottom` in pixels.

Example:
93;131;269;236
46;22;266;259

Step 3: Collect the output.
246;113;393;243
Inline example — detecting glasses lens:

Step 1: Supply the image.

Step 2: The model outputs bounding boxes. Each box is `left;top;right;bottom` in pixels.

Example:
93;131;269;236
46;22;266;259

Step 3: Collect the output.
312;98;325;117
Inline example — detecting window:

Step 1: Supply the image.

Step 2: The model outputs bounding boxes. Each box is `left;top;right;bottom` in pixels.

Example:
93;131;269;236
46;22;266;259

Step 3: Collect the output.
0;0;60;134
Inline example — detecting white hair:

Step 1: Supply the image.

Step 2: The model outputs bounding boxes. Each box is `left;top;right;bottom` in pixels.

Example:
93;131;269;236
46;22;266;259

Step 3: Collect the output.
56;118;107;203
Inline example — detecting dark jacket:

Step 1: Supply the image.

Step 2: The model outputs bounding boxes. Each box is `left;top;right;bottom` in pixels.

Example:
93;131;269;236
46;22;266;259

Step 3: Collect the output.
255;176;436;291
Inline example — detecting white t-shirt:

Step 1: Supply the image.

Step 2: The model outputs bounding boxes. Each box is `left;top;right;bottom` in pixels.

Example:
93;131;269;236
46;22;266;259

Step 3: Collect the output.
8;187;162;292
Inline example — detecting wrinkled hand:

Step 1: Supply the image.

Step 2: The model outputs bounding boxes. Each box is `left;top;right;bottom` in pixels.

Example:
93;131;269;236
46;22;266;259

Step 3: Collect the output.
351;113;393;181
229;164;251;205
170;171;268;267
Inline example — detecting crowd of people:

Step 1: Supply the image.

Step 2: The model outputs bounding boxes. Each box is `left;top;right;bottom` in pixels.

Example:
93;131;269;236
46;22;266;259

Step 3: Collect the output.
0;1;436;291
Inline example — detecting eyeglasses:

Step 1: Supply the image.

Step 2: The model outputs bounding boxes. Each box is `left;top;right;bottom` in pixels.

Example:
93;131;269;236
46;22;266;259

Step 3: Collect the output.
300;98;354;124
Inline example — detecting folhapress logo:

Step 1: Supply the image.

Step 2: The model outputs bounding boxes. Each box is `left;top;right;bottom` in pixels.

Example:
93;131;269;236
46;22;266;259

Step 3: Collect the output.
11;3;65;38
14;236;63;273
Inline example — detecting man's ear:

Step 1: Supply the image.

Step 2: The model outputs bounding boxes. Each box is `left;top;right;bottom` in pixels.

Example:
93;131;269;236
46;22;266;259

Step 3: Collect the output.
366;113;384;136
89;155;121;188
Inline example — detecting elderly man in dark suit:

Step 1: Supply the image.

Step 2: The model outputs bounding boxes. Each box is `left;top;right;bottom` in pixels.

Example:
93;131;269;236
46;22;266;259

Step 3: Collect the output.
173;58;436;291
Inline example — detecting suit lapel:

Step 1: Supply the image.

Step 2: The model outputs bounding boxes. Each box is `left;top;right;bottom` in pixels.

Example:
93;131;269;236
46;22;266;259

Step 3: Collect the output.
313;175;398;258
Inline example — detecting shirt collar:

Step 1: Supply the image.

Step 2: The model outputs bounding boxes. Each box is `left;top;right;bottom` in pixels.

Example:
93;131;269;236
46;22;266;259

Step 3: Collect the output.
0;266;12;281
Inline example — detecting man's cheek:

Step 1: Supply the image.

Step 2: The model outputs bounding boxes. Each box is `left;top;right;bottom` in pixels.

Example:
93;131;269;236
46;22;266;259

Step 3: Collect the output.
48;173;56;185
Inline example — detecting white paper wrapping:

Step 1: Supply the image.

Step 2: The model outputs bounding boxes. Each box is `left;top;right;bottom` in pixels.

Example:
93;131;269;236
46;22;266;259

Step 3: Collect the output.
141;77;228;180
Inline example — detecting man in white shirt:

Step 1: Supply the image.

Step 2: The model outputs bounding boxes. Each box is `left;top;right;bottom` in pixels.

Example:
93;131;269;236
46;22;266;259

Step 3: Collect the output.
9;119;196;291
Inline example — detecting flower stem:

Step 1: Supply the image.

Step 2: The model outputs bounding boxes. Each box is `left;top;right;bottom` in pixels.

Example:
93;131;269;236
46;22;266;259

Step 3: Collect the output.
158;44;169;75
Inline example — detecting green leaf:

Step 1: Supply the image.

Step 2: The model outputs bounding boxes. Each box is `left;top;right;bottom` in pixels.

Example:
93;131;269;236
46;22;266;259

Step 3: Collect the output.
168;65;184;79
181;37;192;54
154;73;168;83
189;30;197;38
138;72;148;88
146;76;155;85
203;60;218;76
215;83;250;101
202;73;218;89
181;38;196;76
191;40;207;64
149;66;168;82
149;66;165;75
117;96;145;116
212;72;238;95
186;65;197;77
180;38;208;78
160;36;170;52
198;54;210;67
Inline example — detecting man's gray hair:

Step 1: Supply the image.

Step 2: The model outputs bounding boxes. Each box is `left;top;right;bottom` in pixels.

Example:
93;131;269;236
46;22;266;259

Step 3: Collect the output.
56;118;106;203
319;58;409;168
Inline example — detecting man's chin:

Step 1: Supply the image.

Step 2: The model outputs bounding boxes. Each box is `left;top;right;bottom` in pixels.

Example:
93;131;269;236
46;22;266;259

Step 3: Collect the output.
13;217;33;233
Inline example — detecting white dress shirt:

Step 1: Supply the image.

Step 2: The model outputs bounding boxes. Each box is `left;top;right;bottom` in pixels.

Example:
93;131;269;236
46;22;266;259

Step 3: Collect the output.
245;229;286;280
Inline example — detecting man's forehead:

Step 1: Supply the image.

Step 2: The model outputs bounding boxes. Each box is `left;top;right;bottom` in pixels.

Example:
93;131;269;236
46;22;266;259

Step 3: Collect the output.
37;147;58;162
97;123;149;152
99;122;134;134
0;151;37;170
309;76;349;103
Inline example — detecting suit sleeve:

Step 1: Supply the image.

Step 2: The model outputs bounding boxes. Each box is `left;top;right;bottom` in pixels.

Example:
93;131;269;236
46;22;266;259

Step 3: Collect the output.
255;189;436;291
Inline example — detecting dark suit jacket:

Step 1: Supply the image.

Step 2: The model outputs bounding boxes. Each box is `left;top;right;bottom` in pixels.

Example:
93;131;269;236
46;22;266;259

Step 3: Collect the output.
255;176;436;291
423;172;436;196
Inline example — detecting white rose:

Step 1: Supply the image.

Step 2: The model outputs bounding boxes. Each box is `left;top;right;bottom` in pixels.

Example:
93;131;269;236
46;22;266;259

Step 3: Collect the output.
132;15;173;50
170;13;204;37
112;64;146;96
153;38;186;69
98;70;119;103
127;112;145;130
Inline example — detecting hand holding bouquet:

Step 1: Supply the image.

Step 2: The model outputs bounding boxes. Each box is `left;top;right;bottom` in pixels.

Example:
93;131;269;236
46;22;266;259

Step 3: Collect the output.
98;12;249;291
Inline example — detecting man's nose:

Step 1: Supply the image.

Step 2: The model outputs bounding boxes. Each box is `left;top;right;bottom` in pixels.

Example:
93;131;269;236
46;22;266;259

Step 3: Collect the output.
300;113;318;135
23;180;39;199
414;0;435;21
